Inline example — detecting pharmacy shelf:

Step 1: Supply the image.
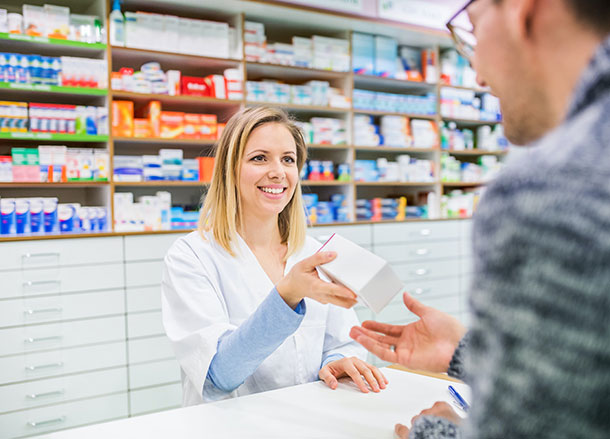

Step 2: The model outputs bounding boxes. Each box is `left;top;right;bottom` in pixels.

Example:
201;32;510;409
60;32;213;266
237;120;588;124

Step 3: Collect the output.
353;110;437;120
0;132;109;142
441;117;502;126
301;180;351;186
0;82;108;96
0;32;106;52
440;84;490;93
355;181;438;187
306;144;351;150
353;74;436;93
442;181;486;187
111;136;216;146
246;61;349;81
443;149;508;156
111;90;242;109
355;146;438;153
111;46;242;70
113;181;208;187
245;101;349;115
0;181;109;188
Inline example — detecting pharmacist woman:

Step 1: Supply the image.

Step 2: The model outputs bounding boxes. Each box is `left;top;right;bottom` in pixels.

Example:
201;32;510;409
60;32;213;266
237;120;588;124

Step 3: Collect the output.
162;106;387;406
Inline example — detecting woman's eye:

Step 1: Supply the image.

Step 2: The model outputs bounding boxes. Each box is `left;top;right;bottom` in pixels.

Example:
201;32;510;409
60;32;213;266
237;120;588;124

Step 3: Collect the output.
283;156;295;164
251;155;265;162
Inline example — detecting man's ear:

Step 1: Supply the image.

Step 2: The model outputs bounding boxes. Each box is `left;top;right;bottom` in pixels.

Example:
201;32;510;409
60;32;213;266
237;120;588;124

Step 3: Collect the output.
505;0;539;43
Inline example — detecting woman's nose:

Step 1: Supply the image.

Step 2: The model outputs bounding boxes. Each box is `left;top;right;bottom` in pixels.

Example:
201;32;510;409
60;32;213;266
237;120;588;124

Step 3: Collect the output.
267;159;286;179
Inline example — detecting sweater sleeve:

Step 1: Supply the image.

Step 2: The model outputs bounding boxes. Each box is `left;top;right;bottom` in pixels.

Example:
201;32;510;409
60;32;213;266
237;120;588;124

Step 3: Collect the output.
206;288;305;394
447;332;471;381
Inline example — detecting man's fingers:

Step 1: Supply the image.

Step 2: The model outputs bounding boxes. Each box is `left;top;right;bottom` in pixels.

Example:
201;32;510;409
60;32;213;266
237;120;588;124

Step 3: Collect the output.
394;423;409;439
361;320;403;337
351;325;398;346
403;292;427;317
318;366;338;390
350;330;398;363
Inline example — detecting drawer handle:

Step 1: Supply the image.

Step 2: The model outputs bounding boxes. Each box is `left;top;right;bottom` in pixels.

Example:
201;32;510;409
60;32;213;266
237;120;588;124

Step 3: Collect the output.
411;269;429;276
27;389;65;399
419;229;431;236
24;336;63;344
25;362;64;371
24;307;63;315
21;252;60;265
413;288;431;295
413;248;429;256
22;280;61;288
27;416;66;428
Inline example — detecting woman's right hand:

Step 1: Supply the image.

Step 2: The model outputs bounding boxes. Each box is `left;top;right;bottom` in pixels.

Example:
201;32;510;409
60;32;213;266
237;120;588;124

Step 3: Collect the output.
276;251;358;309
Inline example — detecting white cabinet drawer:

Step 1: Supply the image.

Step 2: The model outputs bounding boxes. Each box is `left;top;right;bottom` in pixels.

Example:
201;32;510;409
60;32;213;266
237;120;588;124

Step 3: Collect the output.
419;295;461;315
127;311;164;339
373;241;460;264
0;393;127;438
308;224;372;246
0;263;124;300
392;259;461;283
129;382;182;416
124;233;186;261
461;273;473;295
128;336;174;364
127;286;161;313
0;289;125;328
129;359;181;389
0;367;127;413
0;316;125;357
0;237;123;271
403;277;461;300
372;221;460;244
0;341;126;385
126;261;164;288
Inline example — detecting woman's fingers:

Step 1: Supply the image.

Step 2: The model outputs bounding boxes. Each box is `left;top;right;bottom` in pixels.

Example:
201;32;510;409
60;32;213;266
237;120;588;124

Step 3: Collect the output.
318;366;338;390
343;364;369;393
354;359;383;392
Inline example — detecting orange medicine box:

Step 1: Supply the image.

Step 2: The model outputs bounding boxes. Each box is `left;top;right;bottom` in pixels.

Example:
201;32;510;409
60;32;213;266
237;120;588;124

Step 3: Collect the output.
112;101;134;137
141;101;161;137
133;118;151;138
197;156;215;182
160;111;185;139
216;122;226;140
199;114;217;140
183;113;201;139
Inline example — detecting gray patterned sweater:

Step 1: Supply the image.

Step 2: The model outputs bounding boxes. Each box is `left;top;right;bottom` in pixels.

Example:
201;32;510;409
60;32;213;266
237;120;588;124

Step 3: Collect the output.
410;35;610;439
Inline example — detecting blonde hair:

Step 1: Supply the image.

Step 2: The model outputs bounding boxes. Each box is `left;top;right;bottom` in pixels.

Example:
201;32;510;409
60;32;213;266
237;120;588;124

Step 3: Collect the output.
198;106;308;258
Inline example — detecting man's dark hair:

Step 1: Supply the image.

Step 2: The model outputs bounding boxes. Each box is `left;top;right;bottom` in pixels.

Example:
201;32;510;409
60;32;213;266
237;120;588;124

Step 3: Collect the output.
564;0;610;35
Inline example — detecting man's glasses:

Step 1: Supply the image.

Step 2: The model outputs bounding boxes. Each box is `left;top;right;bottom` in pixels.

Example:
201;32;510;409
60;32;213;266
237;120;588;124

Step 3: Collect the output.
446;0;477;64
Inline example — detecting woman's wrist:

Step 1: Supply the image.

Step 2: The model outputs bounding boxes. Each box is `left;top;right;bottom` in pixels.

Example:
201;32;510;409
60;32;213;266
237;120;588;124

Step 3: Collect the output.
276;277;302;309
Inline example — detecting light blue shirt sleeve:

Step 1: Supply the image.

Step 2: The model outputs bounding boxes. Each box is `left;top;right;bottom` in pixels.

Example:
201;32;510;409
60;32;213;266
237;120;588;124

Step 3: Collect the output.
321;353;344;369
206;287;306;393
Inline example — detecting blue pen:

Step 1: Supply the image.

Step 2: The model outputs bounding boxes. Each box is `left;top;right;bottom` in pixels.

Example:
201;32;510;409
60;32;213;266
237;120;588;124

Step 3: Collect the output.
448;385;470;412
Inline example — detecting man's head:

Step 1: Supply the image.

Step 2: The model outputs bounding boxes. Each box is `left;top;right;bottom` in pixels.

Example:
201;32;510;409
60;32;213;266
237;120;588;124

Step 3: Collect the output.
448;0;610;145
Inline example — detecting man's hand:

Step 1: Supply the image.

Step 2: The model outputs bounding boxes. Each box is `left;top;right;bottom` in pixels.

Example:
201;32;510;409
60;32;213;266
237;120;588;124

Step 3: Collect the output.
350;292;466;373
395;401;462;439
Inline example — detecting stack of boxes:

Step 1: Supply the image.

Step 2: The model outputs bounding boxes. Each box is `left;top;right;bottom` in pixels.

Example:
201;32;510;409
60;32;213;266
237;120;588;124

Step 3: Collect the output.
113;150;214;183
355;156;435;183
353;90;437;116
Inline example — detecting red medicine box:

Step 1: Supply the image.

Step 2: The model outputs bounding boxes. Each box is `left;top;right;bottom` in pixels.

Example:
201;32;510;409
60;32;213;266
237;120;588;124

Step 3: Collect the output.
181;76;209;97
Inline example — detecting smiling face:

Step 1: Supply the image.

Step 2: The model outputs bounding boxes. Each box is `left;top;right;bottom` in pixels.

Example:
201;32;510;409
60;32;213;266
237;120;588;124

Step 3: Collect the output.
238;122;299;221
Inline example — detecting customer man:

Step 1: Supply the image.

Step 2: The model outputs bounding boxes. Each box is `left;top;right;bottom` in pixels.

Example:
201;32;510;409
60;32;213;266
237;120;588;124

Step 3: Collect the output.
350;0;610;437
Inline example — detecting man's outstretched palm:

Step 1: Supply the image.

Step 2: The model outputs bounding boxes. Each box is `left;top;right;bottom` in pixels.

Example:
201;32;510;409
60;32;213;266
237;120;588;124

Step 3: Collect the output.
349;293;466;373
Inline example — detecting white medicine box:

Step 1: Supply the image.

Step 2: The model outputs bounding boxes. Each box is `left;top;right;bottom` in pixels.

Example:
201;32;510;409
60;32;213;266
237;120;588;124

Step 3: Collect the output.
317;234;404;313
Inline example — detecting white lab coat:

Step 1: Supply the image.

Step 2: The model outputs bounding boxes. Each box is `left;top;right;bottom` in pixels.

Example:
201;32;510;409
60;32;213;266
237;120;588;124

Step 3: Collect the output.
161;230;366;406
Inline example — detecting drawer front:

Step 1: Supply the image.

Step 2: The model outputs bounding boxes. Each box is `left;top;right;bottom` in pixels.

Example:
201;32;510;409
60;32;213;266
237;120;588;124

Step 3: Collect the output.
420;295;461;315
126;261;164;288
0;237;123;271
308;224;372;246
403;277;461;300
0;316;125;357
372;221;460;244
0;263;124;300
127;311;164;339
127;286;161;313
129;359;181;389
373;241;461;264
0;393;127;438
124;234;187;261
128;336;174;364
0;289;125;328
0;367;127;413
392;259;461;283
0;341;126;385
129;382;182;416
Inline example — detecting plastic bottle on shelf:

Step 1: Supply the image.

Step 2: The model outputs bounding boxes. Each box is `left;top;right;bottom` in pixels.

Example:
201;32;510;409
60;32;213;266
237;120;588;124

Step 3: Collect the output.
109;0;125;47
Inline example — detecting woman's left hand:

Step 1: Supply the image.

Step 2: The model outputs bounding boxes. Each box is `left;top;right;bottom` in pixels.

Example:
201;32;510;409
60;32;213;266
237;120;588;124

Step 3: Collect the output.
319;356;388;393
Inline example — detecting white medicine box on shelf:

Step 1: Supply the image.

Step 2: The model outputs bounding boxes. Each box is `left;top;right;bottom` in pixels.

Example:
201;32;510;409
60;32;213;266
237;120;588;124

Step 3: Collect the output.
317;234;405;313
